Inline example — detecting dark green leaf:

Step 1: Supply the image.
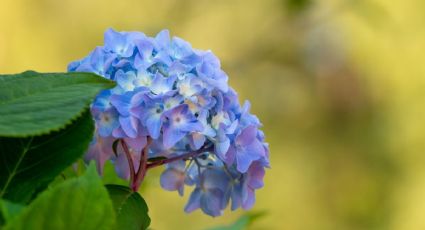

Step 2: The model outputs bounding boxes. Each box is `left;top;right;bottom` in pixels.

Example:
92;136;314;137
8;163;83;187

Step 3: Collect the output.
106;184;150;230
3;163;115;230
0;71;114;137
112;139;120;157
0;111;94;203
147;156;167;163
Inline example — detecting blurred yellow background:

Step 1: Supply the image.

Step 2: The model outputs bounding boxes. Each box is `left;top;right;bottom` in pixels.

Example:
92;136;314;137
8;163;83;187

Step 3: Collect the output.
1;0;425;229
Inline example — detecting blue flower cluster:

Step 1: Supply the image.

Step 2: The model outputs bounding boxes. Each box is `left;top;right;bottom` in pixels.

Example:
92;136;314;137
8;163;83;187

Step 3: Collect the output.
68;29;270;217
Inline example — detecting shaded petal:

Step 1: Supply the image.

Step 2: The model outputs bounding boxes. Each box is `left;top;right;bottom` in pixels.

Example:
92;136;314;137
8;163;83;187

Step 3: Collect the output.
184;188;201;213
112;126;127;138
230;184;242;211
200;188;224;217
115;153;130;180
241;187;255;210
124;135;147;152
224;145;236;165
247;161;265;189
119;116;138;138
129;91;149;115
244;139;266;159
160;168;185;196
84;136;115;175
190;132;206;150
214;138;230;160
202;168;229;191
236;125;258;146
236;149;257;173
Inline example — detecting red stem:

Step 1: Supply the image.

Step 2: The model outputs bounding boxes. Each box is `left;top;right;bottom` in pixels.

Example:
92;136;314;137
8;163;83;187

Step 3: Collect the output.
146;146;213;169
120;140;135;187
131;137;152;192
122;136;213;192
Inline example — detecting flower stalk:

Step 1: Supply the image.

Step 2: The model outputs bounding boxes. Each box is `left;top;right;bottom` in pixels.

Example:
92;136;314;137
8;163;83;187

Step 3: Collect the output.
121;137;213;192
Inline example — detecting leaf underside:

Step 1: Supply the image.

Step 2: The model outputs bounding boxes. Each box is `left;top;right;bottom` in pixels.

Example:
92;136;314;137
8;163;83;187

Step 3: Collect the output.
0;111;94;203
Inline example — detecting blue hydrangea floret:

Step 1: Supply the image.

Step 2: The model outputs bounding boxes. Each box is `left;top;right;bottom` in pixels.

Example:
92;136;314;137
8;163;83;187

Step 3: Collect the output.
68;28;270;217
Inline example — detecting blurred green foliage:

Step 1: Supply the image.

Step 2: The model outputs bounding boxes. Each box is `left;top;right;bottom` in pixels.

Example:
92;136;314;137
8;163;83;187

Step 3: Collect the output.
1;0;424;229
283;0;313;14
207;211;266;230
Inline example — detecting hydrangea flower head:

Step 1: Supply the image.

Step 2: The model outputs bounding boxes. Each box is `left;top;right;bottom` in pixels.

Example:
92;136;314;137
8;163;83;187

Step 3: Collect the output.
69;28;270;217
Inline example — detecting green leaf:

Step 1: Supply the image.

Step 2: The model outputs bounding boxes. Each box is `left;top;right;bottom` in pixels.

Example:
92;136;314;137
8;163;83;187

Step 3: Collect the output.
106;184;150;230
3;164;115;230
284;0;312;14
101;161;128;187
0;199;25;225
147;156;167;163
0;71;115;137
206;211;266;230
112;139;120;157
0;111;94;203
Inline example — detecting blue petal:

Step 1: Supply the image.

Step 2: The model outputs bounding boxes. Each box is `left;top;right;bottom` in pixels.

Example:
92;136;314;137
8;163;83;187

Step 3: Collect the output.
241;187;255;210
115;70;137;92
84;136;115;175
247;161;265;189
214;138;230;160
160;168;185;196
153;50;173;66
146;114;163;139
179;120;203;133
150;72;176;95
114;153;130;180
136;39;154;59
163;125;185;149
202;168;230;191
184;188;201;213
124;135;147;152
94;108;119;137
236;149;256;173
170;37;193;59
119;116;138;138
67;60;80;71
112;126;126;138
224;145;236;166
200;188;224;217
244;139;266;159
155;29;171;50
190;133;206;150
110;91;133;116
134;40;155;69
104;28;134;57
230;183;242;211
92;90;112;110
236;126;258;146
